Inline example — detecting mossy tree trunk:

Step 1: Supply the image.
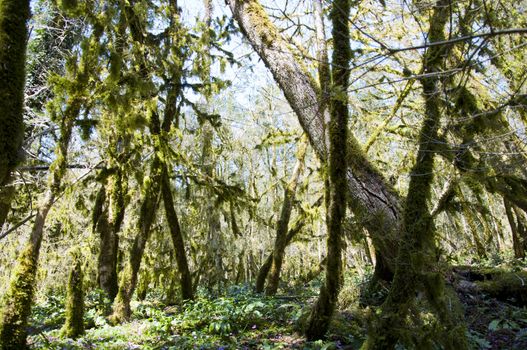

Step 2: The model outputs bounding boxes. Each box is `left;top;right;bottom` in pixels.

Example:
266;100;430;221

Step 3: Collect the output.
459;189;487;258
201;119;225;289
136;271;150;301
0;0;30;232
94;166;126;302
159;0;193;301
264;135;308;295
94;7;128;303
62;253;84;339
362;1;468;348
0;177;15;230
111;0;192;321
0;28;94;347
304;0;350;340
227;0;401;283
161;166;194;300
0;108;76;349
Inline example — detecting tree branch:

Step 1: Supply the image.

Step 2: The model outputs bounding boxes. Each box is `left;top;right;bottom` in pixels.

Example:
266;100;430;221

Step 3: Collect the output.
387;28;527;53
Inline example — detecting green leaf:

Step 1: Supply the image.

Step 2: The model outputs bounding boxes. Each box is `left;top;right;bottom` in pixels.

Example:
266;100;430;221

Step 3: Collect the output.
488;319;501;331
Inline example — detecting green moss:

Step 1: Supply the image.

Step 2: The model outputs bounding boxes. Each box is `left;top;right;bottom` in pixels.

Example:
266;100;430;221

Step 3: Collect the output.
0;244;38;349
61;253;85;339
475;270;527;305
109;266;133;325
0;0;30;184
243;0;279;48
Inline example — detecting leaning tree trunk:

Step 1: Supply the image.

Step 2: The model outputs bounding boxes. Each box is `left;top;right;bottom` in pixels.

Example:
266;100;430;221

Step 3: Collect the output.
256;206;309;292
0;0;30;232
264;135;308;295
305;0;350;340
362;1;468;348
161;166;194;300
226;0;401;281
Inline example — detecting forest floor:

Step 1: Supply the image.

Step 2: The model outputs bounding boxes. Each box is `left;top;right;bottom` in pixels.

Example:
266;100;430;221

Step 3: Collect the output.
27;262;527;350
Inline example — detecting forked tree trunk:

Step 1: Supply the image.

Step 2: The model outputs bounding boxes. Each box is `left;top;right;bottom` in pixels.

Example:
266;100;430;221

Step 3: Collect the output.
265;136;308;295
256;209;307;293
110;154;161;323
504;198;526;259
227;0;401;281
110;0;187;322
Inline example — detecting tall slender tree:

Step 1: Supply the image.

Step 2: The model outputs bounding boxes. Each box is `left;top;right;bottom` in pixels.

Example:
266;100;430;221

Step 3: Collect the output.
304;0;351;340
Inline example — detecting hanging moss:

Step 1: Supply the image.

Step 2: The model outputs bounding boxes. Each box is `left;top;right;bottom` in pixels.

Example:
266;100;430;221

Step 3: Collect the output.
61;253;85;339
136;271;150;301
0;244;38;349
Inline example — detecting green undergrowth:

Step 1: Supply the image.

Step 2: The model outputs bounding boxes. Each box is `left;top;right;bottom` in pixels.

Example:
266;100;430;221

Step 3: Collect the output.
22;258;527;350
27;284;364;349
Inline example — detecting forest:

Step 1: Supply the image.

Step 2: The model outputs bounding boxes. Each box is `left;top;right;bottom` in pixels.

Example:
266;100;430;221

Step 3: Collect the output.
0;0;526;349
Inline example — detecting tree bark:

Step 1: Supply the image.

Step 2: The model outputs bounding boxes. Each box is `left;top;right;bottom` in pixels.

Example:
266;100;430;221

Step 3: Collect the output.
94;168;126;302
0;176;15;230
226;0;401;281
